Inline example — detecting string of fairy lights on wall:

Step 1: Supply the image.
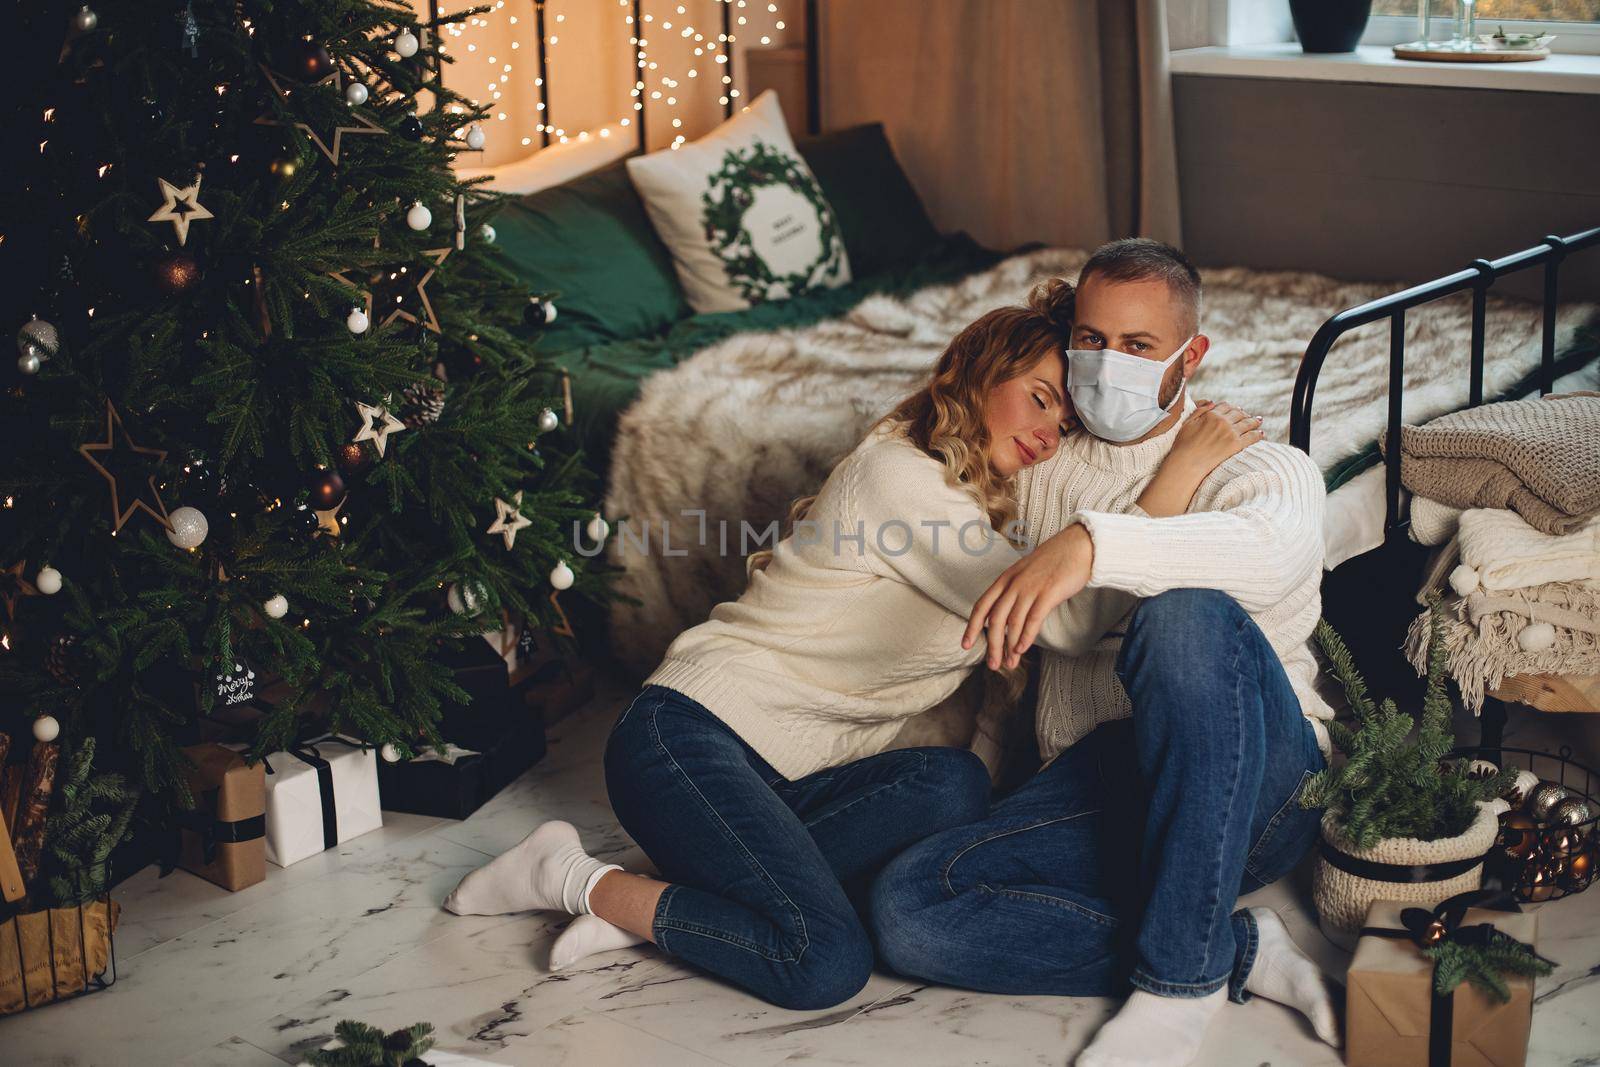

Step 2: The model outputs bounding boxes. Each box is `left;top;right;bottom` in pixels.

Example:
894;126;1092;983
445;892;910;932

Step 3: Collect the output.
435;0;789;156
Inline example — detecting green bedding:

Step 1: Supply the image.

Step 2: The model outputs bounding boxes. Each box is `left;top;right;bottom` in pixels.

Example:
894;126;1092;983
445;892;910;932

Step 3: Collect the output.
544;232;1024;474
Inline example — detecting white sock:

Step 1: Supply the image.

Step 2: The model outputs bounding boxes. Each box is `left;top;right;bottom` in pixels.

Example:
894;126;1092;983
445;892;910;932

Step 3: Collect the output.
442;821;620;917
549;913;648;970
1242;906;1341;1047
1076;987;1226;1067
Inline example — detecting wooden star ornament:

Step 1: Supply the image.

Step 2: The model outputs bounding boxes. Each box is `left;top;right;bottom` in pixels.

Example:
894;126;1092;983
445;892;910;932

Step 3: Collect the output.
487;491;532;550
78;401;173;533
328;241;451;335
352;401;406;458
255;63;385;166
146;176;214;247
2;560;38;626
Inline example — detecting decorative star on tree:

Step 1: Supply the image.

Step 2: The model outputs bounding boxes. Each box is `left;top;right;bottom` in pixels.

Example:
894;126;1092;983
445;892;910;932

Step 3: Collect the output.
2;560;39;627
254;63;385;166
352;400;406;457
78;401;172;533
328;240;452;334
146;176;214;247
486;491;531;549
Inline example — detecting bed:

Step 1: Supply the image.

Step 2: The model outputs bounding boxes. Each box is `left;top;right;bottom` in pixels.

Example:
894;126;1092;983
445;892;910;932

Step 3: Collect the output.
479;127;1600;677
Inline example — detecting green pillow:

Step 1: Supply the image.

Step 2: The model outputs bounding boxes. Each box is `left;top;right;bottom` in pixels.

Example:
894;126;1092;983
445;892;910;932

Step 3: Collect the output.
796;123;942;277
492;160;690;350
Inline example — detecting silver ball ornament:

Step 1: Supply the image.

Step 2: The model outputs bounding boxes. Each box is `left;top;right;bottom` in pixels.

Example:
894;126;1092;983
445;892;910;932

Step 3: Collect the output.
406;202;432;231
394;29;419;58
72;5;97;33
549;559;575;590
18;352;41;375
1528;781;1573;823
478;223;496;244
465;125;486;150
1548;796;1593;828
17;319;60;362
345;82;369;106
165;505;210;549
537;407;560;433
33;715;61;743
36;566;63;596
447;581;483;616
346;307;370;334
264;594;289;619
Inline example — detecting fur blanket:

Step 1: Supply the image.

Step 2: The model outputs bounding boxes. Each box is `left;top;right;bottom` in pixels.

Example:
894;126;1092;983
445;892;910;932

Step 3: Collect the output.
602;248;1597;676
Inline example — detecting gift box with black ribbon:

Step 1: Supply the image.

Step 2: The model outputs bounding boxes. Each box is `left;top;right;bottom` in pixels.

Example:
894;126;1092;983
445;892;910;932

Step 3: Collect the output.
1346;891;1552;1067
175;743;267;891
376;709;546;821
260;736;383;867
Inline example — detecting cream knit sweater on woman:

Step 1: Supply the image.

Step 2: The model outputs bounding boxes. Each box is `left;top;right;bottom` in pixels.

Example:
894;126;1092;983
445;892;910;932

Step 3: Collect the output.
1016;398;1335;763
644;421;1134;780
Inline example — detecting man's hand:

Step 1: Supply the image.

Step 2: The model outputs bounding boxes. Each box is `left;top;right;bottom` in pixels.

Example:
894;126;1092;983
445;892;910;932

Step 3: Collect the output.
962;523;1095;670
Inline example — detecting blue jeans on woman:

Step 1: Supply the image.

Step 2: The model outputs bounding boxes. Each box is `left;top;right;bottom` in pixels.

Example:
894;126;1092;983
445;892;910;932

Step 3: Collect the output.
603;683;991;1010
869;588;1326;1001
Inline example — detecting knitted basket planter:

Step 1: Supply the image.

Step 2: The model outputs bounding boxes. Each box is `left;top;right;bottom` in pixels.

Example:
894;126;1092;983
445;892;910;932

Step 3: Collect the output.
1312;803;1501;950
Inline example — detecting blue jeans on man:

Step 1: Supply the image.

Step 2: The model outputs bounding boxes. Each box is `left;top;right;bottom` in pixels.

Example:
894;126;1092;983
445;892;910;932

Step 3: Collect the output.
870;588;1326;1000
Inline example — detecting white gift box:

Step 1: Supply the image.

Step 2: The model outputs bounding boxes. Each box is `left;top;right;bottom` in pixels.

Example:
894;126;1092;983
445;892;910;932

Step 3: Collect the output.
300;1039;499;1066
261;734;383;867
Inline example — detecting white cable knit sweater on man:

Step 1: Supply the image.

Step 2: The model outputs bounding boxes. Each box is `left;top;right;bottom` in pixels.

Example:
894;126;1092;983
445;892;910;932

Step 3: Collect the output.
1016;397;1334;763
644;421;1135;780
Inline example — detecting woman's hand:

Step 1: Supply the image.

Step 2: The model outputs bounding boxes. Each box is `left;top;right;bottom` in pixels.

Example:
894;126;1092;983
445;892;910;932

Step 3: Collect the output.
1136;400;1263;517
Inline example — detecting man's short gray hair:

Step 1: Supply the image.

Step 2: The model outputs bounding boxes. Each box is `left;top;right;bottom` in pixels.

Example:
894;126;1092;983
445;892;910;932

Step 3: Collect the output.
1077;238;1203;337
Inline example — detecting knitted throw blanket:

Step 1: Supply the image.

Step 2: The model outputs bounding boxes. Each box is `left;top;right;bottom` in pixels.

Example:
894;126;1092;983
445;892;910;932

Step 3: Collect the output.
1457;508;1600;592
1385;392;1600;534
1407;581;1600;711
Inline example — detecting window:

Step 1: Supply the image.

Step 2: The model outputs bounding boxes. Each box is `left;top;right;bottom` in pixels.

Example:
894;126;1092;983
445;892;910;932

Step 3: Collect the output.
1372;1;1600;24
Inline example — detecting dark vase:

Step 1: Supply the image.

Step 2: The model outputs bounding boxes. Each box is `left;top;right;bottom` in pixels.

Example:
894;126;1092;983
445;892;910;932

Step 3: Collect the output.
1289;0;1373;54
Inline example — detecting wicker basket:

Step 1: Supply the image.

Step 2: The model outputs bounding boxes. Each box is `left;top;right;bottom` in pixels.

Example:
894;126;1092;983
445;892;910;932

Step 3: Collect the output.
1312;803;1500;950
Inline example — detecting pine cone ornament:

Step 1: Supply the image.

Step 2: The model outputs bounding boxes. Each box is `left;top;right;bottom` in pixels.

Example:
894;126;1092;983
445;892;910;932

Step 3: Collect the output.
401;379;446;429
45;633;79;686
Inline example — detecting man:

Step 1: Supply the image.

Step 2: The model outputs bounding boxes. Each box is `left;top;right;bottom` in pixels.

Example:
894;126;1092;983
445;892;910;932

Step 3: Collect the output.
869;239;1340;1067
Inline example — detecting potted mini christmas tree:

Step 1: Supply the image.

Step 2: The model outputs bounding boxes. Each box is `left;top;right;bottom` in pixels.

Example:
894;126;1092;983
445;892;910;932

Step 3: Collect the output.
1302;607;1515;948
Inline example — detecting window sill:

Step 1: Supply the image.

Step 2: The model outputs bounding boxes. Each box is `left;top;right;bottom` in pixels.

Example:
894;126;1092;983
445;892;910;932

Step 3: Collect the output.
1170;43;1600;95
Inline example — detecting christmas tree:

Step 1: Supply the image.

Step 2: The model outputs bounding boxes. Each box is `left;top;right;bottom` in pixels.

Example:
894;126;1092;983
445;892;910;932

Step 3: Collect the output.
2;0;603;843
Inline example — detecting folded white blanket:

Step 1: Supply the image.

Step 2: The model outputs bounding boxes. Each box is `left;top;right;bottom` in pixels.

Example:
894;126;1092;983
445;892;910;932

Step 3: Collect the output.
1409;495;1464;546
1455;507;1600;592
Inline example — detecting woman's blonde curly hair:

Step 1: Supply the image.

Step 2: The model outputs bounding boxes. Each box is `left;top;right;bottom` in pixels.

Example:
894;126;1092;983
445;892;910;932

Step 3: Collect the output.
747;278;1078;727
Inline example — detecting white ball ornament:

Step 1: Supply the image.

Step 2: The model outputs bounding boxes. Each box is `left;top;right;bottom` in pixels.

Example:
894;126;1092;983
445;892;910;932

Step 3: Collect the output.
18;352;42;375
478;223;496;244
394;29;419;58
465;125;486;150
1517;621;1556;653
537;407;560;433
447;581;482;616
165;506;210;549
346;307;370;334
586;513;610;544
33;715;61;743
406;202;432;231
380;742;402;763
344;82;369;106
542;299;558;323
264;594;289;619
549;559;575;590
36;566;63;596
72;5;97;33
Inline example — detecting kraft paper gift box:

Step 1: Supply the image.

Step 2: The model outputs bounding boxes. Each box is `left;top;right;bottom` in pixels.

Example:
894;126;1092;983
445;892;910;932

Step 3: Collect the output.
177;743;267;891
1346;900;1538;1067
261;735;383;868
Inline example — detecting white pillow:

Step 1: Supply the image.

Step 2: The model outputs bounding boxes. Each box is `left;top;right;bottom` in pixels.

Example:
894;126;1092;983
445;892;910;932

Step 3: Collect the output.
625;90;851;313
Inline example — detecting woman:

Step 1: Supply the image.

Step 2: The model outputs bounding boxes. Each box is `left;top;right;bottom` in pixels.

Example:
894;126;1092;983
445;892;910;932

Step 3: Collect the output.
443;279;1263;1010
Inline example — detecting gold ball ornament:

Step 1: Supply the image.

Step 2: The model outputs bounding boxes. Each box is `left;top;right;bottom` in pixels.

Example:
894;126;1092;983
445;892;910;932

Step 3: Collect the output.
1498;813;1539;860
155;252;201;294
1527;781;1572;823
269;157;298;183
1563;846;1596;890
1521;863;1559;903
1421;919;1447;946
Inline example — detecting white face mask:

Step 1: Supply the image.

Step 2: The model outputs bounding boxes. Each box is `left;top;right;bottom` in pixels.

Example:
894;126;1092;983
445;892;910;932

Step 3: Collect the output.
1066;334;1194;443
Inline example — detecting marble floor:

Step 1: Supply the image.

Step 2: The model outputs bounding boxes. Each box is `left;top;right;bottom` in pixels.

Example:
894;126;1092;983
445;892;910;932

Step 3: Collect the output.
5;668;1599;1067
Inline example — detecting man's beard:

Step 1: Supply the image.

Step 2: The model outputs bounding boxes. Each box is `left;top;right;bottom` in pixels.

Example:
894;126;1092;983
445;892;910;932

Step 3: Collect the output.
1156;359;1185;409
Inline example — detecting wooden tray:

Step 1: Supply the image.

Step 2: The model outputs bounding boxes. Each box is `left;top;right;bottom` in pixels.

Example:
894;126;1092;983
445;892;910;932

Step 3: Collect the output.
1489;673;1600;713
1393;43;1549;62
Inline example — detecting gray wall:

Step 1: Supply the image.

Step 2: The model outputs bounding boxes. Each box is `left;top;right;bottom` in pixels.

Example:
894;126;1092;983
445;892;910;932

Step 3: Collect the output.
1173;76;1600;301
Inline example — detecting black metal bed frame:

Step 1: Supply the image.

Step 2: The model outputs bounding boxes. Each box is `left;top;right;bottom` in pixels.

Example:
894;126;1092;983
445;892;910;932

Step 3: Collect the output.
1289;225;1600;544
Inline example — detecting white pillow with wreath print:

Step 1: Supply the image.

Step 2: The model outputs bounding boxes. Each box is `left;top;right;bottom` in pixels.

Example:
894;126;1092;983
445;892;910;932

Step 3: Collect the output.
625;90;851;314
